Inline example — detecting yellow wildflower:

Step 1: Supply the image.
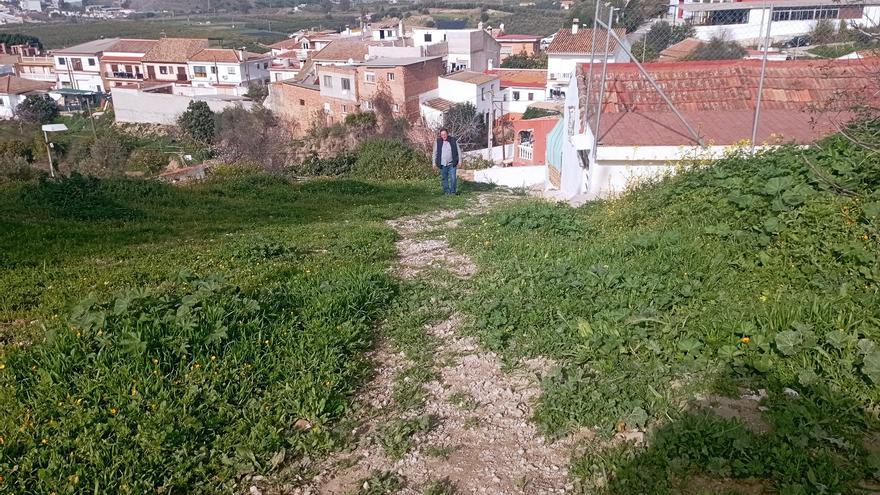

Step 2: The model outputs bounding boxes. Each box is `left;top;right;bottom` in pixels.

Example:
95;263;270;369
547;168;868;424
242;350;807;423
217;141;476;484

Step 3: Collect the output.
740;336;751;344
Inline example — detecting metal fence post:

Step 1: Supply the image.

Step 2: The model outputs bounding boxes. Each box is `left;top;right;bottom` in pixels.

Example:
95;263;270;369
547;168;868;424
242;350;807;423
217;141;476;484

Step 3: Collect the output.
751;5;774;153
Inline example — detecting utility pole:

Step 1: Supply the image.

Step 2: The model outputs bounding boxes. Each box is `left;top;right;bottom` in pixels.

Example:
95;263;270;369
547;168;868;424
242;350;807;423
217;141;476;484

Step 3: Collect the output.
43;129;55;178
486;86;494;152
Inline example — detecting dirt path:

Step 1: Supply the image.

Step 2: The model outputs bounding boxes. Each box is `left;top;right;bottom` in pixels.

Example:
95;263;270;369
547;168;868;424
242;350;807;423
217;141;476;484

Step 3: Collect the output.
288;192;586;495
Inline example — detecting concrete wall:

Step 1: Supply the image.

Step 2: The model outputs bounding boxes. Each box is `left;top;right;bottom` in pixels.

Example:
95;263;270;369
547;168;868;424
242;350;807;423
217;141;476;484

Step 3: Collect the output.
113;88;253;125
462;144;514;161
473;165;546;188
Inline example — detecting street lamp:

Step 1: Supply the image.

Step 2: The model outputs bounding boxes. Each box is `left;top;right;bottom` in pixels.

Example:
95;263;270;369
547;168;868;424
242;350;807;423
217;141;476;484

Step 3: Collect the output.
41;123;68;179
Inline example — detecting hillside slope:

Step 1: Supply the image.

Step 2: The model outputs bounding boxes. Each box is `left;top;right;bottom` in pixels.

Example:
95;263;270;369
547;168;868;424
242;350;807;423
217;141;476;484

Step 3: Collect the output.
454;123;880;493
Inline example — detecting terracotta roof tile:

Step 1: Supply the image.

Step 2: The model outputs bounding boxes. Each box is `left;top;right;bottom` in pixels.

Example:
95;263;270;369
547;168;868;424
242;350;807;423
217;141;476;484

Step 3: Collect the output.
268;38;299;50
546;28;625;55
0;74;53;94
423;97;456;111
658;38;703;61
312;39;370;62
143;38;209;63
189;48;269;63
486;68;546;88
106;39;158;54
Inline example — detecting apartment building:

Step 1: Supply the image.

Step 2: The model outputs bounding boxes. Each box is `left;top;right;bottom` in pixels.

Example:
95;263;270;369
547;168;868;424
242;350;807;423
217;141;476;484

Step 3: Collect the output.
186;48;271;91
16;54;55;83
411;28;501;72
420;71;501;128
100;38;157;89
141;38;209;83
54;38;119;92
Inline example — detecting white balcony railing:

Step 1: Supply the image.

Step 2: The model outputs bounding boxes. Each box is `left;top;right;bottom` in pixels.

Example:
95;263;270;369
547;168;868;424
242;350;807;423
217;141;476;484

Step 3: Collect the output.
518;143;534;161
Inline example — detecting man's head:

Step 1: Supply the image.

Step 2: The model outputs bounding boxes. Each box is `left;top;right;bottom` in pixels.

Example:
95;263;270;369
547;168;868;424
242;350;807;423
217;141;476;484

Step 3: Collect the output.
439;128;449;141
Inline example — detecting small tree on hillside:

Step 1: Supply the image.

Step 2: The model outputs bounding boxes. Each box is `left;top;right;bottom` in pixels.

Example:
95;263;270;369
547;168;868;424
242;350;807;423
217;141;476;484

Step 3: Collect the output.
442;102;487;151
501;52;547;69
16;95;58;125
178;100;215;144
687;36;747;60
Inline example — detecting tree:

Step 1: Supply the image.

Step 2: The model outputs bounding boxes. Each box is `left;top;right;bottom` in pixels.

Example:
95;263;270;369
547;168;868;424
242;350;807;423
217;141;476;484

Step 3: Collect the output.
501;52;547;69
442;102;487;151
687;36;747;60
16;95;58;125
178;100;215;143
245;82;268;103
633;21;695;61
0;33;42;49
338;0;351;11
811;19;836;44
213;105;289;170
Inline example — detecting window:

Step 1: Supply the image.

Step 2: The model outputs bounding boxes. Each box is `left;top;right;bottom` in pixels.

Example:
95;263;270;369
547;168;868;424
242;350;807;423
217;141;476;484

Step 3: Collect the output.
341;78;351;91
513;90;520;101
227;66;237;75
481;87;486;101
263;63;269;69
342;104;348;113
424;33;433;42
362;99;373;110
387;72;395;81
159;66;168;75
299;99;306;105
323;75;332;87
0;99;4;106
58;57;66;65
194;66;208;78
87;58;96;66
111;64;119;72
393;104;400;112
365;71;375;83
210;66;217;74
528;92;534;101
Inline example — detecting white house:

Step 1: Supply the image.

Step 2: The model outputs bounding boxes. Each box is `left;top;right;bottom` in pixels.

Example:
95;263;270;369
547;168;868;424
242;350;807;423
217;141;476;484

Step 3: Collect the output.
420;70;500;128
546;22;630;101
19;0;42;12
411;27;501;72
547;58;877;200
0;12;24;24
367;18;404;41
0;74;54;119
674;0;880;43
186;48;272;93
487;68;548;114
54;38;119;92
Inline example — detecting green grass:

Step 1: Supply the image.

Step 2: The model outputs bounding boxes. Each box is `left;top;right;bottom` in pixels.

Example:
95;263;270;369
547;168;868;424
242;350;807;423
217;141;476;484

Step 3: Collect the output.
807;42;876;59
0;174;474;493
452;127;880;493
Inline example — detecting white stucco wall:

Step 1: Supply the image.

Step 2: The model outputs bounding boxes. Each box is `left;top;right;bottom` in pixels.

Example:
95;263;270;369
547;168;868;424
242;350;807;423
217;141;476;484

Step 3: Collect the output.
689;6;880;43
113;88;253;124
473;165;546;188
505;86;546;114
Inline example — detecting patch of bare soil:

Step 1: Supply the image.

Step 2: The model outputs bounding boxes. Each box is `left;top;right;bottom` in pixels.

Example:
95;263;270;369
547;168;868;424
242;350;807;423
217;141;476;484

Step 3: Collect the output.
695;390;772;434
268;192;585;495
676;475;770;495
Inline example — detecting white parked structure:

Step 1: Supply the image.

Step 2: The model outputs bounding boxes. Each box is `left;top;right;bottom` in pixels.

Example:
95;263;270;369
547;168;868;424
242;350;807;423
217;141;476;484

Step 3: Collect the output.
545;22;630;101
19;0;42;12
0;74;54;119
54;38;119;92
673;0;880;43
411;27;501;72
187;48;271;93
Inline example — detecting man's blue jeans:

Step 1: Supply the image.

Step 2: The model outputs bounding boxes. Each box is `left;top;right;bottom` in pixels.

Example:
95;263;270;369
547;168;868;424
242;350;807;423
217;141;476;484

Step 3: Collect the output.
440;165;457;195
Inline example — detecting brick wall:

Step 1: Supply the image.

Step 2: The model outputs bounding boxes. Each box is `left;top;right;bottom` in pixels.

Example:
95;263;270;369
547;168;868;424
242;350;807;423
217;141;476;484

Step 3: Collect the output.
357;57;444;121
266;81;324;134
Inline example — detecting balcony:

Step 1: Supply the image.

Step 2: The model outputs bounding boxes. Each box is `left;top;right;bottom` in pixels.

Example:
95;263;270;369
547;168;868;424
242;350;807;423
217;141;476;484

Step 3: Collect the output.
105;71;143;80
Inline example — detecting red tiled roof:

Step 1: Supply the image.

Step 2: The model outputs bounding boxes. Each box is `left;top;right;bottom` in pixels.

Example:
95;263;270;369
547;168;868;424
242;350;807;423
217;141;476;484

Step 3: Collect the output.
101;55;145;62
268;38;299;50
442;70;498;85
189;49;269;63
495;34;541;41
658;38;703;61
423;97;456;111
585;58;877;114
597;109;848;146
546;28;625;55
143;38;209;63
0;74;53;94
577;58;879;146
106;39;158;54
312;39;370;62
486;68;546;88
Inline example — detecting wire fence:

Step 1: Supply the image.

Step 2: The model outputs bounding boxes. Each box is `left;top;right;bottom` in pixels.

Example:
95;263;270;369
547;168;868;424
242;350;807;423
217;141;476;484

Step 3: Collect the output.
579;1;879;159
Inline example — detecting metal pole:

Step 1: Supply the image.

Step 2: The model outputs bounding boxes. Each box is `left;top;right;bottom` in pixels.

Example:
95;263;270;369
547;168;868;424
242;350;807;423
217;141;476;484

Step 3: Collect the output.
44;130;55;178
487;87;494;151
751;5;773;153
597;21;704;146
592;7;614;162
583;0;601;126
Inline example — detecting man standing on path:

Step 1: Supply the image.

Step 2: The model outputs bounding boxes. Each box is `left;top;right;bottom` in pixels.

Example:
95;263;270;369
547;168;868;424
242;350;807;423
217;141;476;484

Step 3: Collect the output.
433;128;461;195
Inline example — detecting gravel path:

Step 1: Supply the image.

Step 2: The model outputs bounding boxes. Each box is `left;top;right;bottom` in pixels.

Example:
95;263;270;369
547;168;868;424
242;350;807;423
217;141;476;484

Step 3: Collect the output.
278;192;586;495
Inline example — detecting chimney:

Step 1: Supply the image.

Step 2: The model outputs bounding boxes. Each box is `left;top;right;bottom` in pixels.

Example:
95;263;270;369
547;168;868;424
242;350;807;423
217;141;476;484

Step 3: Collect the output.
239;48;246;63
478;21;484;30
398;19;404;36
499;22;505;34
572;18;579;34
488;58;494;70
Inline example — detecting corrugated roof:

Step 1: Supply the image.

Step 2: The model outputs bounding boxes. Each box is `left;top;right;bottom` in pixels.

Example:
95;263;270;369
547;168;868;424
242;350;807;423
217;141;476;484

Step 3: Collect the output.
0;74;53;94
106;39;158;54
189;48;269;63
143;38;209;63
486;68;546;88
55;38;120;55
442;70;498;85
546;28;625;55
423;97;457;111
658;38;703;61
